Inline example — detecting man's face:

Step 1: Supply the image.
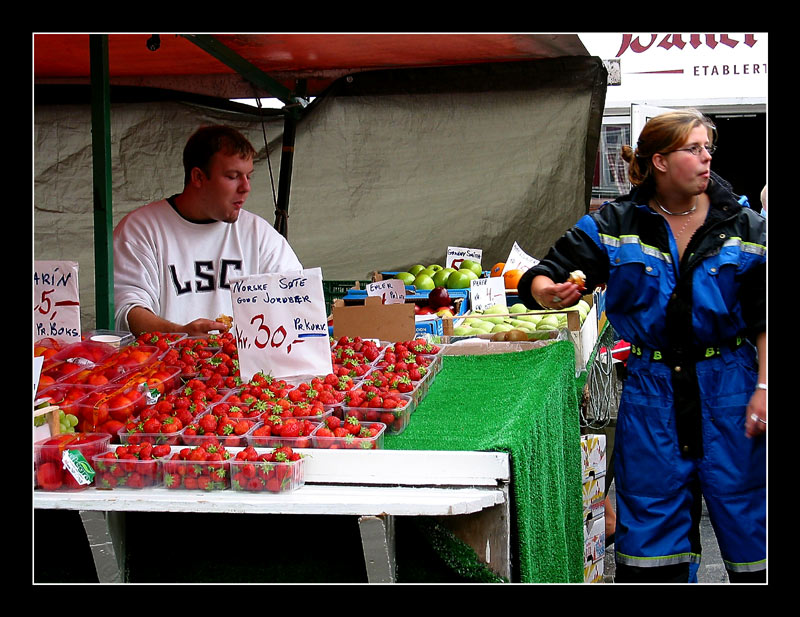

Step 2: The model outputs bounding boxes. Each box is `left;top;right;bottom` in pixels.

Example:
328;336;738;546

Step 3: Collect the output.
197;151;254;223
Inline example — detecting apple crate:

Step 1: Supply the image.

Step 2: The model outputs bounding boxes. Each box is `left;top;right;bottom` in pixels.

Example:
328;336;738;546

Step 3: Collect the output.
34;433;112;491
230;456;305;493
92;447;165;489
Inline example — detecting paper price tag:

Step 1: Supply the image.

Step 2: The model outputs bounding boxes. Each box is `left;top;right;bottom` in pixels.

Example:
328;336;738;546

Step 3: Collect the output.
503;242;539;274
367;279;406;304
469;277;507;312
230;267;333;381
34;260;81;342
446;246;483;271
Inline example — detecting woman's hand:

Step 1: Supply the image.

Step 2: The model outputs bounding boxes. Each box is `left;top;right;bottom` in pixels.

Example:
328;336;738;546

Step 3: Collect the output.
745;387;766;438
530;275;583;310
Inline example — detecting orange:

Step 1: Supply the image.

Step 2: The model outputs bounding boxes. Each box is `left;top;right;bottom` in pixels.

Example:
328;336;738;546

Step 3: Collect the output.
503;269;524;291
490;262;505;278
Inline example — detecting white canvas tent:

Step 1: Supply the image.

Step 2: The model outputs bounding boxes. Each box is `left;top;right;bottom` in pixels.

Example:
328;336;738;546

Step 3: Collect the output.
33;34;607;330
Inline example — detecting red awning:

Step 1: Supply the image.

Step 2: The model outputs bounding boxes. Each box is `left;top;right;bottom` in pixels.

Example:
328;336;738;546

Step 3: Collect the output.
33;33;589;98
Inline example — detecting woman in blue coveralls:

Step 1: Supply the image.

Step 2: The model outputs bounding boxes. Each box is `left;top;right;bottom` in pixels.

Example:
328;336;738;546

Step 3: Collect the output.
517;109;766;583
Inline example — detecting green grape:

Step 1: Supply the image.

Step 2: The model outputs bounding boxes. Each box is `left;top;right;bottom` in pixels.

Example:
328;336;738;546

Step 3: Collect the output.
34;415;47;428
66;414;79;427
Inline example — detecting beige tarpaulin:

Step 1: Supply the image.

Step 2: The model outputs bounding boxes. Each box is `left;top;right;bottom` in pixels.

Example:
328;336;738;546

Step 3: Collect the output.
33;58;607;330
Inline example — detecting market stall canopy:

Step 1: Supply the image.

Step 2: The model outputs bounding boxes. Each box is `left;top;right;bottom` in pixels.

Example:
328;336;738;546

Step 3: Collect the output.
34;33;590;99
34;33;607;332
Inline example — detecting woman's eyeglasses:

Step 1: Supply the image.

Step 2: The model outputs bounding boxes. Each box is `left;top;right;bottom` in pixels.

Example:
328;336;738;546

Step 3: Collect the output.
664;144;717;156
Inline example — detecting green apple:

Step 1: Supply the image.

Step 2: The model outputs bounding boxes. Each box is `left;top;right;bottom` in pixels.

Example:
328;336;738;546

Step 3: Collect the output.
395;272;416;285
408;264;426;276
461;259;483;277
458;268;479;282
453;325;477;336
446;270;471;289
418;267;437;279
538;314;560;329
413;273;435;290
433;268;455;288
483;304;507;315
427;264;444;272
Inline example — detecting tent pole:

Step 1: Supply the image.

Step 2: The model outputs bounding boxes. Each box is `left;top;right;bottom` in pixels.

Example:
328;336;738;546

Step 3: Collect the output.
90;35;114;330
274;110;296;238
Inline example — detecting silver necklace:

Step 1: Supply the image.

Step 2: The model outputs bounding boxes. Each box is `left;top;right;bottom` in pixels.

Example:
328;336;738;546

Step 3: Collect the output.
654;195;697;216
673;211;695;239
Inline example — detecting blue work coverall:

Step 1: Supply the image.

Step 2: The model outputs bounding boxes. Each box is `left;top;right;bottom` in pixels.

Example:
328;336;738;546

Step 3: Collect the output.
518;175;766;580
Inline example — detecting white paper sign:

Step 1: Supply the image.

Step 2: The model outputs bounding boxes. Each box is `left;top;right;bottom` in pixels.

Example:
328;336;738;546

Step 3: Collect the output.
34;355;44;403
503;242;540;275
446;246;483;271
469;277;507;312
367;279;406;305
229;267;333;382
34;260;81;342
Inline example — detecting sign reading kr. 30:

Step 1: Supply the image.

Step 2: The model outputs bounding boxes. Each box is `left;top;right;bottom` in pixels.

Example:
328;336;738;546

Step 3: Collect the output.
614;33;762;58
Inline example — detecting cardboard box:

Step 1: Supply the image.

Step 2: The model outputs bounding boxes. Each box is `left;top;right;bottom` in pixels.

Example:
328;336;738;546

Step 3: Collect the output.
580;434;607;483
584;553;605;583
584;514;606;566
582;474;606;522
338;287;467;340
332;296;417;342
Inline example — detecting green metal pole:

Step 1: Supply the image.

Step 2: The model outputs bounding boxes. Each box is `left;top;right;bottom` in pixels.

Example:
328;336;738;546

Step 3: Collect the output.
90;35;114;330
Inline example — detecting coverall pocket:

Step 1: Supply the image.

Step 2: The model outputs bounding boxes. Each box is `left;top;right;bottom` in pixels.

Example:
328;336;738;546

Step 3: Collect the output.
698;357;765;494
607;248;660;314
616;369;682;496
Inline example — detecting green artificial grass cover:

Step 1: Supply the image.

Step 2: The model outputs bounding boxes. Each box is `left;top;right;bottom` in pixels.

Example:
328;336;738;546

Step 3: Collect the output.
385;340;584;583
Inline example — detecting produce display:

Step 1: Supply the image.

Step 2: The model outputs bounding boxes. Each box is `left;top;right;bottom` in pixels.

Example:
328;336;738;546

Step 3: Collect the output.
92;442;171;489
34;289;585;494
230;446;305;493
33;330;444;493
163;441;233;491
453;300;592;341
392;260;483;290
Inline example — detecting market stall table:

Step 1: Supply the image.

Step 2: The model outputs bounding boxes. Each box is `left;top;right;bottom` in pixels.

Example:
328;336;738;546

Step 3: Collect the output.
34;340;583;583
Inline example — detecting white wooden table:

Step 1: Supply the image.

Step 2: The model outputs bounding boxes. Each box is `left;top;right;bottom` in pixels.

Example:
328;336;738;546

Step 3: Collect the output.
34;448;511;583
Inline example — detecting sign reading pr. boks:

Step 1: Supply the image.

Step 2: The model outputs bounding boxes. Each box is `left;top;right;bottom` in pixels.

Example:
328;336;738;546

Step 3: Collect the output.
229;267;333;381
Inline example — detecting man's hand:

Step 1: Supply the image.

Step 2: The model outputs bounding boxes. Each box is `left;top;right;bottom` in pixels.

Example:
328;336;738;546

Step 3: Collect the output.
183;318;231;337
127;306;230;337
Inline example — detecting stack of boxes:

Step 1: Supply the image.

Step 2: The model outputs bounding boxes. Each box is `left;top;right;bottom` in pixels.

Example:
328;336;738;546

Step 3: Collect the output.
581;433;607;583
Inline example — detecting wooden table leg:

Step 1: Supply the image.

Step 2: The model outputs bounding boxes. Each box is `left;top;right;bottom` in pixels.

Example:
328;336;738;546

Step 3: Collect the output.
358;514;397;583
435;484;512;581
79;510;126;583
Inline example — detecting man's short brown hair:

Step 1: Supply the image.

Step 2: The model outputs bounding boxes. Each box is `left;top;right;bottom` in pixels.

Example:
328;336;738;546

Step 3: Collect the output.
183;125;257;185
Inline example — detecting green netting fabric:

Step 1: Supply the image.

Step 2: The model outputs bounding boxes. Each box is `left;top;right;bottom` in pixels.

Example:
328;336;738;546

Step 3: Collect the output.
385;340;583;583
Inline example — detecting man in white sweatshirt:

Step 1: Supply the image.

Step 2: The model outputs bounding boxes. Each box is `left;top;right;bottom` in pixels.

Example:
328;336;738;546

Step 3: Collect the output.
113;125;303;336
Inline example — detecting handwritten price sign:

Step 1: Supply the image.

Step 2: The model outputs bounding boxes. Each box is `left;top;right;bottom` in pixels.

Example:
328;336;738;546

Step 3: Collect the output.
229;267;333;381
503;242;539;275
367;279;406;305
446;246;482;271
470;277;507;312
34;260;81;342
